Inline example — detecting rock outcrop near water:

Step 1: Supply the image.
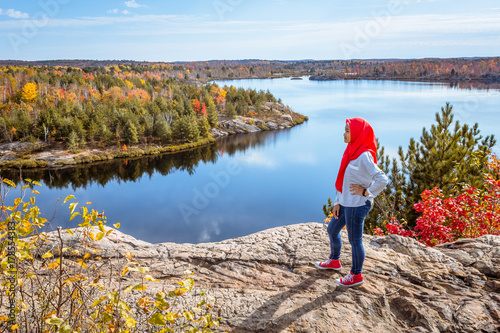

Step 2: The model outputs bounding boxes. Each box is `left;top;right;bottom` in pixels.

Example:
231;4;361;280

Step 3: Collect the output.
36;222;500;332
210;102;296;138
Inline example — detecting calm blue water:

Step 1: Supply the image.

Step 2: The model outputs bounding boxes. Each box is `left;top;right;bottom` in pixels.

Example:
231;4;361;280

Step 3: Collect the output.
3;78;499;244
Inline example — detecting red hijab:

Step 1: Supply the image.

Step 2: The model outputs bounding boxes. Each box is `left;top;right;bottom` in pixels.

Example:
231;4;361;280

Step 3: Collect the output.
335;117;378;193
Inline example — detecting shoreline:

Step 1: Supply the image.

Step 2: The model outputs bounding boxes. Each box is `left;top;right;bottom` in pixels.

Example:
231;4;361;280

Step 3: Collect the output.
207;74;500;86
307;74;500;85
0;112;307;170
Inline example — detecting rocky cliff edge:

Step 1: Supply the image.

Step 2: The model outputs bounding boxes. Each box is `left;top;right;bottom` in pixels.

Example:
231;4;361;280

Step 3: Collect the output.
37;222;500;332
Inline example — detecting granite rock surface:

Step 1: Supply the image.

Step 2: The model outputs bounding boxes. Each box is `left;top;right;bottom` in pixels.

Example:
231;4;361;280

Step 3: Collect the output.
37;223;500;332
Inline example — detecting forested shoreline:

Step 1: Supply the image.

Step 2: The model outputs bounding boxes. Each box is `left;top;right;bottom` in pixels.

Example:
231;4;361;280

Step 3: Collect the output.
0;64;307;169
2;56;499;169
1;57;499;84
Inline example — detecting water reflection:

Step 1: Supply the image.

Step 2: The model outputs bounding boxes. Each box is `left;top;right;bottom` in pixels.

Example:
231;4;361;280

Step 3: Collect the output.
2;78;499;244
447;80;500;90
1;129;291;190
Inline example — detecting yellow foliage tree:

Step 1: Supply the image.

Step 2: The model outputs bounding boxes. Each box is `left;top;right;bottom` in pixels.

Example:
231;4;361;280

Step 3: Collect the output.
124;80;134;89
103;86;123;102
21;82;37;102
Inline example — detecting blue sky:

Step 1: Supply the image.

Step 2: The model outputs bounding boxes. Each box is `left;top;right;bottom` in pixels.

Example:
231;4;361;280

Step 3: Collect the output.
1;0;499;61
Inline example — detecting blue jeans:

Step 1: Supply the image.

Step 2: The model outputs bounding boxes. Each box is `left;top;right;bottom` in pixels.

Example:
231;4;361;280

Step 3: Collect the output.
327;201;371;275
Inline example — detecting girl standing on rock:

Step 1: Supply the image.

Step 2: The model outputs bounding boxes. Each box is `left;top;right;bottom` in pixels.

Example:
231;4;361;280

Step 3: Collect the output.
315;117;388;287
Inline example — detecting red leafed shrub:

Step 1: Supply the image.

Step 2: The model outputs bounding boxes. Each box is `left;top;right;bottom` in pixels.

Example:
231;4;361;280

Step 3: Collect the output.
412;188;459;246
378;154;500;246
191;99;207;116
374;217;416;238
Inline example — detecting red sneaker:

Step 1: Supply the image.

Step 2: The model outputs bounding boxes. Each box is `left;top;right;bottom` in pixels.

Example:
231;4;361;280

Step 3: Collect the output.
314;259;341;270
335;272;364;287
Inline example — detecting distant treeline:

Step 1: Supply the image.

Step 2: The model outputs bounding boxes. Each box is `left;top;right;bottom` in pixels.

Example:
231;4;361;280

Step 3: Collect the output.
1;57;499;82
0;65;306;148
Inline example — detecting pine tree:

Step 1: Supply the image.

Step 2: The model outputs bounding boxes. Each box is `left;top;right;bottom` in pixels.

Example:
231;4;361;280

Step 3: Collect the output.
364;142;407;232
88;120;99;143
171;117;186;141
186;115;200;142
14;108;33;140
198;116;210;138
98;123;113;144
123;119;139;144
67;130;79;151
206;101;218;127
226;103;236;119
174;98;185;117
183;97;195;117
398;103;495;227
70;118;86;144
154;119;171;143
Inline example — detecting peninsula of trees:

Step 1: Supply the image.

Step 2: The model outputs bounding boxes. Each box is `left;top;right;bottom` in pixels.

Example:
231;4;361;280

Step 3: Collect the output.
0;64;307;168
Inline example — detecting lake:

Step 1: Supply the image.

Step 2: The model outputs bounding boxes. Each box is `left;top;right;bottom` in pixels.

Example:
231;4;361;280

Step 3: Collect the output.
2;78;500;244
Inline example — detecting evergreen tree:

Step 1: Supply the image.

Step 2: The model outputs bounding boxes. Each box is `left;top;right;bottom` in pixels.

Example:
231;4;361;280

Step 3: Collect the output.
174;98;185;117
98;123;113;144
206;101;218;127
171;117;187;141
67;130;79;151
154;119;171;143
123;119;139;144
183;97;195;117
14;108;33;139
226;103;237;119
364;142;406;232
70;117;86;144
88;120;99;143
186;114;200;142
396;103;495;227
142;114;154;138
37;107;56;141
198;116;210;138
154;96;169;113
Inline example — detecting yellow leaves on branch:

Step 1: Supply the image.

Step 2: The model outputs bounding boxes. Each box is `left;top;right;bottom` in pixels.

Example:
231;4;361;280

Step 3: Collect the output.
124;80;134;89
21;82;37;103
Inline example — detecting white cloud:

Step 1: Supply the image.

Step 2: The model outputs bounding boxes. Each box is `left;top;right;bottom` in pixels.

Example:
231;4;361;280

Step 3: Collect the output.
0;8;29;19
1;11;500;60
107;8;132;15
1;11;499;37
125;0;146;8
0;14;189;30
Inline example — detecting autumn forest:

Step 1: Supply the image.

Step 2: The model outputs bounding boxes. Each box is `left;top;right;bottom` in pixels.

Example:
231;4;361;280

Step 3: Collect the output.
0;57;498;159
0;63;309;155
